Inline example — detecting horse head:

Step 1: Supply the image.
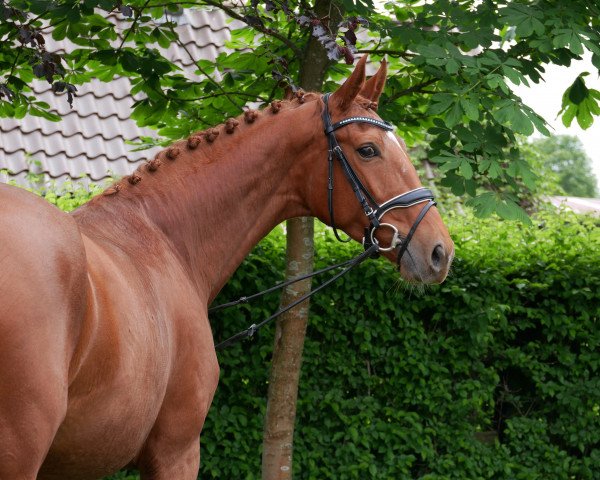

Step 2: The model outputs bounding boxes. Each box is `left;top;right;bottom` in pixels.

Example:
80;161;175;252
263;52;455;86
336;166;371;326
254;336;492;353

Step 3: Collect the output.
307;56;454;283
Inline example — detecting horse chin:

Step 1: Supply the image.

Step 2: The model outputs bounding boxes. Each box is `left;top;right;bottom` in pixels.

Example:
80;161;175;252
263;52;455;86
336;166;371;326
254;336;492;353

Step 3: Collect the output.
400;265;447;285
381;249;449;285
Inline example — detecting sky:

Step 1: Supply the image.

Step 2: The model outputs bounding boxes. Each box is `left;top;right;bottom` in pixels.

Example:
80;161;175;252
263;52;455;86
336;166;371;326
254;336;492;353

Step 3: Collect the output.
512;54;600;195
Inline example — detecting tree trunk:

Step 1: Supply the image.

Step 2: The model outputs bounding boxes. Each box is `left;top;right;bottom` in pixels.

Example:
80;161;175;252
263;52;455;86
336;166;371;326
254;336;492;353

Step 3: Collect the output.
261;216;314;479
261;2;343;479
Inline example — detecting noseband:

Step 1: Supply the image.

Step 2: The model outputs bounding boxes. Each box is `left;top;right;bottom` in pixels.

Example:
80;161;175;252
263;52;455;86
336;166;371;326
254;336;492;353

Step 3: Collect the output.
321;93;436;265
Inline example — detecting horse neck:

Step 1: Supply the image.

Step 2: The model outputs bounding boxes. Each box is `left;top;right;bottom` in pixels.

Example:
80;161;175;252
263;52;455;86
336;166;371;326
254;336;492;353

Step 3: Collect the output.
76;99;323;304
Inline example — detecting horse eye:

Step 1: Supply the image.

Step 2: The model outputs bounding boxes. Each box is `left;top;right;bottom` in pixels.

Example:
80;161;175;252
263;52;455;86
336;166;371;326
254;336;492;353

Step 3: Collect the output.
357;145;379;159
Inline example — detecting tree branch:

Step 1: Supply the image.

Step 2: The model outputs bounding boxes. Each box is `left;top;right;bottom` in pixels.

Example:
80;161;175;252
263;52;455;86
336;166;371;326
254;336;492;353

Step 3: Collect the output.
357;49;414;59
165;18;244;112
200;0;304;58
385;77;439;103
117;0;152;51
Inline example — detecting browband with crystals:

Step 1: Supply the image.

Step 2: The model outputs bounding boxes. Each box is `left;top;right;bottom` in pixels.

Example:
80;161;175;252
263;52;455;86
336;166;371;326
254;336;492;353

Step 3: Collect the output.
325;116;395;135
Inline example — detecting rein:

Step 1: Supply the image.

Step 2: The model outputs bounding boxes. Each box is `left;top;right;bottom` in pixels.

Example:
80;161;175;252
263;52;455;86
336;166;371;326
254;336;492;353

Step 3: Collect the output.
210;94;437;350
211;243;378;350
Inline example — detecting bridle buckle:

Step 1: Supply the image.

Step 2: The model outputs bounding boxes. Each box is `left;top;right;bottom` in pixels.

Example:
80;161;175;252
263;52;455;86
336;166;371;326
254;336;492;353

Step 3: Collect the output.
367;223;401;252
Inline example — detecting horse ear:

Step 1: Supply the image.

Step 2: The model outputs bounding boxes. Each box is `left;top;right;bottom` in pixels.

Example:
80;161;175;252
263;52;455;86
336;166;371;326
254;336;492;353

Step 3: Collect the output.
360;59;387;107
330;55;368;112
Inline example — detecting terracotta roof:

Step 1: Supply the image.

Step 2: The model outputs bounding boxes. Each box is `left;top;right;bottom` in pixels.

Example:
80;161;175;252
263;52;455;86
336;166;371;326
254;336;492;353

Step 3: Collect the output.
0;8;235;186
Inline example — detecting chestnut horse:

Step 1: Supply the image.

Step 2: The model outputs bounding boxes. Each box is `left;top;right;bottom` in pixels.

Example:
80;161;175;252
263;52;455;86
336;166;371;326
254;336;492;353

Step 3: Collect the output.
0;57;453;479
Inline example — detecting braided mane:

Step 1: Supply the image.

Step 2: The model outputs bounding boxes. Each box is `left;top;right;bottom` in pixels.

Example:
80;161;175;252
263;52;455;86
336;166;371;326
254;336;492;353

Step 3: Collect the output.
102;91;320;196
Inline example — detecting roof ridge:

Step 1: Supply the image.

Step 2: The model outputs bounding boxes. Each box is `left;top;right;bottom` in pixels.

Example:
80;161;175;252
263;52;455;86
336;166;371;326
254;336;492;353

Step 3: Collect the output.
3;168;113;182
0;124;146;143
47;37;225;57
32;87;135;102
1;147;140;164
41;109;132;121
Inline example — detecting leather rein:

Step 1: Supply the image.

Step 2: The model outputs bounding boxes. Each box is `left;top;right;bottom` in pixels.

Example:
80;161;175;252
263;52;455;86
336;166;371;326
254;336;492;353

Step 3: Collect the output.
211;94;436;350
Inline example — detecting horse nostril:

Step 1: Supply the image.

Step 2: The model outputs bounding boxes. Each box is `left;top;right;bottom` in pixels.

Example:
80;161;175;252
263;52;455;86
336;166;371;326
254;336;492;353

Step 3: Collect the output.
431;244;444;270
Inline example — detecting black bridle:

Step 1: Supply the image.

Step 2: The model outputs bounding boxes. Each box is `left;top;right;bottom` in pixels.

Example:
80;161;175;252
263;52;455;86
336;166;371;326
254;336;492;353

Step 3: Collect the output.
211;94;437;349
321;92;436;266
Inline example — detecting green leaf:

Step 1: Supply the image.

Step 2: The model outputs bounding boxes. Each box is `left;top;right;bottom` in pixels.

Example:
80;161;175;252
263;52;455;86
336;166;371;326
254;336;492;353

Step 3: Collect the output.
460;97;479;121
428;93;455;116
52;21;68;41
511;108;534;135
445;101;463;128
29;106;61;121
502;66;522;86
488;160;503;179
459;159;473;179
496;198;531;224
576;98;594;129
466;192;496;217
568;76;589;104
446;58;460;74
526;109;551;136
561;103;577;127
559;74;600;130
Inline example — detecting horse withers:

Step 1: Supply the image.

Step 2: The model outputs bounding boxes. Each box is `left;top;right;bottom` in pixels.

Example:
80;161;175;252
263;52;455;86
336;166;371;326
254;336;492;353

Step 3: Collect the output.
0;56;453;479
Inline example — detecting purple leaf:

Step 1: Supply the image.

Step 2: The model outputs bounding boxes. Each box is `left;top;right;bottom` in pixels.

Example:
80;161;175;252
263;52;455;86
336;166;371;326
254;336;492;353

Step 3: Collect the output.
312;24;327;38
0;84;15;102
119;5;133;17
343;29;357;47
32;63;45;79
297;15;311;26
341;46;355;65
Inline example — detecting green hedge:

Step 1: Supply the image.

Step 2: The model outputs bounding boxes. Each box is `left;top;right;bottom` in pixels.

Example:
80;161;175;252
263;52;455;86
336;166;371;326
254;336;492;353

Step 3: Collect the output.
202;211;599;480
40;188;598;479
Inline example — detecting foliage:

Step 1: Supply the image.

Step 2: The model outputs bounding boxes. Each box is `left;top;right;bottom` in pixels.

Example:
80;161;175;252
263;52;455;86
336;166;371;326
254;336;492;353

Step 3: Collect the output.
2;0;600;220
1;173;107;210
93;208;600;480
41;180;106;210
522;135;599;198
559;72;600;130
201;210;599;479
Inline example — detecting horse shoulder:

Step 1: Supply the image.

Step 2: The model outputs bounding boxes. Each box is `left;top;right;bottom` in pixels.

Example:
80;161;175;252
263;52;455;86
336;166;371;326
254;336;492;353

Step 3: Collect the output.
0;184;88;347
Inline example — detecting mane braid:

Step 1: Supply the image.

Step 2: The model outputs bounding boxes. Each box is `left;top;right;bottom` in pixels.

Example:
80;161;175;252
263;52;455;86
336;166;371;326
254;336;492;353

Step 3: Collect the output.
101;93;320;196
